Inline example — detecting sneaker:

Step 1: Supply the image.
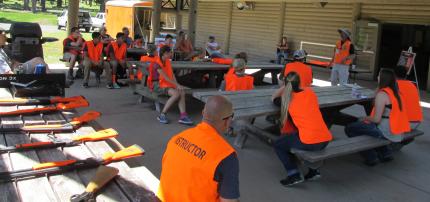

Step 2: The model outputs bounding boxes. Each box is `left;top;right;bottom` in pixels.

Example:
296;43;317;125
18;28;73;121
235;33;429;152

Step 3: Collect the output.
82;83;89;88
280;174;304;187
106;84;113;89
178;116;194;125
157;114;169;124
304;169;321;181
112;83;121;89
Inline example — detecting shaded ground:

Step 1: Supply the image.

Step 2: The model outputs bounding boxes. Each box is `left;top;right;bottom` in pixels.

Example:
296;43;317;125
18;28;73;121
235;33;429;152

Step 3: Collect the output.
61;67;430;202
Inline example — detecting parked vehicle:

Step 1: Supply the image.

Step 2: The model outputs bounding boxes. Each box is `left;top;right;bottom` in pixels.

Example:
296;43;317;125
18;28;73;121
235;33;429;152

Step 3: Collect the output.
91;13;106;30
57;10;92;32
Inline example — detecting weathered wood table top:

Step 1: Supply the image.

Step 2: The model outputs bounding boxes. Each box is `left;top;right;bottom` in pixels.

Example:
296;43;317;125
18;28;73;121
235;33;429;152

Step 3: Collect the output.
0;88;159;202
193;85;375;120
129;60;283;70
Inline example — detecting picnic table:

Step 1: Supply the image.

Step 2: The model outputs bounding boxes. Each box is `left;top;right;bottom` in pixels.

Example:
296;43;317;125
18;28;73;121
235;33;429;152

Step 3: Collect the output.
193;85;376;148
0;88;159;201
128;60;283;88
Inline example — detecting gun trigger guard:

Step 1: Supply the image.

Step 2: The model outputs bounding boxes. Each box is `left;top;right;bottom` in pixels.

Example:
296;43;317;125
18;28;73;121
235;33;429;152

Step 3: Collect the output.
70;191;95;202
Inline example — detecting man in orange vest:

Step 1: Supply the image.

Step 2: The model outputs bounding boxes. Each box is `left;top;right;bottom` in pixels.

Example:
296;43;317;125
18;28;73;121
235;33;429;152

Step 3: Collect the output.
283;50;313;88
158;95;239;202
82;32;111;88
63;27;85;80
329;28;355;86
219;58;254;91
107;32;127;89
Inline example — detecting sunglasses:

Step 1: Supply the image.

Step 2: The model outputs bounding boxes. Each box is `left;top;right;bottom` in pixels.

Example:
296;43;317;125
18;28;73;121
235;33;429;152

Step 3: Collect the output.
222;113;234;120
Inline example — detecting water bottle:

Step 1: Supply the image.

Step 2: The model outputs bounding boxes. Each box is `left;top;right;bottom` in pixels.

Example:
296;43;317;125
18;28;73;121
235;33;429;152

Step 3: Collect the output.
351;83;358;98
34;64;46;75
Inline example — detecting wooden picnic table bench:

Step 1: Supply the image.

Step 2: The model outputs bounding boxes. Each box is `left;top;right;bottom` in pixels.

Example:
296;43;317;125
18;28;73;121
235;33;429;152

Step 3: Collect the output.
0;88;159;202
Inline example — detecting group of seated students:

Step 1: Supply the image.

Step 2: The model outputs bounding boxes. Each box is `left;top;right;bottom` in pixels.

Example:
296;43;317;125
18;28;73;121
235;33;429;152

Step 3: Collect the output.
270;59;422;186
63;26;139;88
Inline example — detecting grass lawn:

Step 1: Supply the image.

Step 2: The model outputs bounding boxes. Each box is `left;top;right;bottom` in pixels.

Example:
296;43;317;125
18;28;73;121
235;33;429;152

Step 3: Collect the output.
1;0;100;12
0;10;57;25
43;31;92;64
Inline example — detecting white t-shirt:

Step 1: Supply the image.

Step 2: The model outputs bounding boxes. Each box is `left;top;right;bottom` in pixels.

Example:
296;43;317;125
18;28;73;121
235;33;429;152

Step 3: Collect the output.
206;42;221;55
0;50;11;74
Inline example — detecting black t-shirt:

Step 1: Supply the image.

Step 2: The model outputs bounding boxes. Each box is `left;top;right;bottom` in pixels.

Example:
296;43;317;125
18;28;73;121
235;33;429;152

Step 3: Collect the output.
213;152;240;199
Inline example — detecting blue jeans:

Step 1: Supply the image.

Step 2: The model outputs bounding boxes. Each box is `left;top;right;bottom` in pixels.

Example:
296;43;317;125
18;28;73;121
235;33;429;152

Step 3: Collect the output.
210;52;224;58
276;51;288;64
344;121;392;162
274;132;328;176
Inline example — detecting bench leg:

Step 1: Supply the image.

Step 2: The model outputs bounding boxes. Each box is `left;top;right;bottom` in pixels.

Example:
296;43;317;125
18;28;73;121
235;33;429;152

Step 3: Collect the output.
155;101;161;113
232;120;249;149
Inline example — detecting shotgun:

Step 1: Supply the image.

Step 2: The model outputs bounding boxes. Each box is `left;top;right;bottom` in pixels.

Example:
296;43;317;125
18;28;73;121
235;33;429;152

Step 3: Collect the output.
70;165;119;202
0;111;101;133
0;99;89;116
0;96;86;106
0;144;144;182
0;128;118;153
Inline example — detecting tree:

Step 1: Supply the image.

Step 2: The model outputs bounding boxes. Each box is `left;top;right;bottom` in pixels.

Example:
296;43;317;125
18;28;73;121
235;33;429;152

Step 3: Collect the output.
31;0;37;13
41;0;46;12
56;0;62;8
23;0;30;10
99;0;107;12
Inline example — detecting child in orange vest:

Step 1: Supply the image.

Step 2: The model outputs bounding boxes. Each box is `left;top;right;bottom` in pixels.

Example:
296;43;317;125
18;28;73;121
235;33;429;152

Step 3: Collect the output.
272;72;332;186
345;69;411;166
283;50;313;88
82;32;111;88
107;32;127;89
219;59;254;91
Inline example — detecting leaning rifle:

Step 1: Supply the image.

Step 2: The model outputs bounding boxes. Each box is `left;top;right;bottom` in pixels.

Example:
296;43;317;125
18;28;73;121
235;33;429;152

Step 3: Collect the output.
0;99;89;116
0;128;118;153
0;144;144;182
0;96;86;106
0;111;101;133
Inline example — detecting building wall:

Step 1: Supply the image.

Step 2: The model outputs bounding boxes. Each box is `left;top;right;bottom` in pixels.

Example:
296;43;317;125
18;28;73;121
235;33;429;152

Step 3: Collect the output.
361;3;430;25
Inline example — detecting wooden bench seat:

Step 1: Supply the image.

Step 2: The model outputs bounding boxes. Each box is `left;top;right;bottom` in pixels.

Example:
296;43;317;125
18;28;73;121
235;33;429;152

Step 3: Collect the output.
291;129;424;163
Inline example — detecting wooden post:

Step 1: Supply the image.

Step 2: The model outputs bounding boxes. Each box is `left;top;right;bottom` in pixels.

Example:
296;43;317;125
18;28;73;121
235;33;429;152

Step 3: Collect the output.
351;3;361;42
188;0;198;46
277;2;286;45
224;2;233;54
176;0;183;31
66;0;79;35
150;0;162;43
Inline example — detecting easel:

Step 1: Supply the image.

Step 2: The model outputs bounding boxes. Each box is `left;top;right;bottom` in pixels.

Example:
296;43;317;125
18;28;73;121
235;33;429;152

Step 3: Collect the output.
398;46;419;89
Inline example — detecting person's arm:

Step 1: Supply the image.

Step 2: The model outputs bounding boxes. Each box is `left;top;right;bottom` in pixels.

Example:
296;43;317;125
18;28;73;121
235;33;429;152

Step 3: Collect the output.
272;85;285;101
109;45;116;62
214;153;240;202
328;47;336;67
364;91;388;124
83;45;90;60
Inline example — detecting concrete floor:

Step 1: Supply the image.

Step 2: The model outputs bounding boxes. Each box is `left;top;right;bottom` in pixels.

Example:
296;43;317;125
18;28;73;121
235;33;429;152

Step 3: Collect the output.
64;68;430;202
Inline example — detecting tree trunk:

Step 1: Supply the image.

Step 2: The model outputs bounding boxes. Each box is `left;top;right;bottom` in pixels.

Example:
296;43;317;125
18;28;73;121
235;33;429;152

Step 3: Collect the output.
89;0;92;7
66;0;79;35
99;0;106;12
41;0;46;11
23;0;30;10
56;0;62;8
31;0;37;13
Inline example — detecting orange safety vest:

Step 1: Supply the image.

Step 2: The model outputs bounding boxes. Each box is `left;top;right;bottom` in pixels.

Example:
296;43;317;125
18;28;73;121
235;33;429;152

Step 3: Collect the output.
158;122;235;202
281;88;332;144
397;80;423;122
133;39;143;48
370;87;411;135
110;42;127;61
212;58;233;65
225;73;254;91
155;57;176;89
63;35;84;55
284;62;313;88
84;41;103;62
334;40;352;65
142;55;158;90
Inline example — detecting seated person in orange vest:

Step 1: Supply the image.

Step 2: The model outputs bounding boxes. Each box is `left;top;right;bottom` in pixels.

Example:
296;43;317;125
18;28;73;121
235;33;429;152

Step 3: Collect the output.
82;32;111;88
158;95;239;202
107;32;128;89
219;59;254;91
394;65;423;129
328;28;355;86
272;72;332;186
63;27;85;80
158;34;175;50
141;44;158;89
345;69;411;166
153;46;193;125
283;50;312;88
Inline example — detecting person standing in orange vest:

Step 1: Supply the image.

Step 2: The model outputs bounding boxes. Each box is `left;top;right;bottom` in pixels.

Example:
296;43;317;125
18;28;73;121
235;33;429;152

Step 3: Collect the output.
283;50;312;88
345;69;411;166
154;46;193;125
219;59;254;91
329;28;356;86
141;44;158;91
107;32;127;89
271;72;332;186
158;95;239;202
82;32;111;88
394;65;423;128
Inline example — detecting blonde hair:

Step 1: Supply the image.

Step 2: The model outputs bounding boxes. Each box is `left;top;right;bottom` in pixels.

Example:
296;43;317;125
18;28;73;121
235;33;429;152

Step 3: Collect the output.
280;72;300;128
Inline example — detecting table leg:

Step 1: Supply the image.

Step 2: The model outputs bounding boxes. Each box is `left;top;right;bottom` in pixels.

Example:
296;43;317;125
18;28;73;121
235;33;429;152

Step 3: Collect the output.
208;72;217;88
271;71;279;85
